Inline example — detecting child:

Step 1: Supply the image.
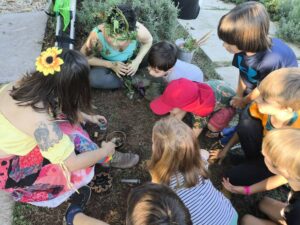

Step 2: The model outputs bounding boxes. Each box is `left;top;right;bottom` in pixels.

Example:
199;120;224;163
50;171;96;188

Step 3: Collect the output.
223;68;300;186
223;128;300;225
218;1;297;109
65;183;192;225
150;78;236;137
147;41;204;83
148;117;238;225
211;1;298;163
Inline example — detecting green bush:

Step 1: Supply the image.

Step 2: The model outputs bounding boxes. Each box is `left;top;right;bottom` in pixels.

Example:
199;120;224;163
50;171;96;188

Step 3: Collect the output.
277;0;300;45
221;0;281;21
77;0;179;42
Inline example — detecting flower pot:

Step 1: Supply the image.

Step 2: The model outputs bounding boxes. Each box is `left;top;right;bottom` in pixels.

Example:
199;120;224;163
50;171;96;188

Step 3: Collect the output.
172;0;200;20
175;38;196;63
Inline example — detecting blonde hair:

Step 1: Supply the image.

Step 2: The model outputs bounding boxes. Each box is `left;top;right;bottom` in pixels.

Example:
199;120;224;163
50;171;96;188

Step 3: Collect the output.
258;67;300;111
218;1;271;52
262;128;300;181
148;117;208;188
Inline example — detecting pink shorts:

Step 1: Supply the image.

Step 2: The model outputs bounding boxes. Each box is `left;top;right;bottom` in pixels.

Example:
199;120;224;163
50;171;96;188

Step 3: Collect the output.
208;107;236;131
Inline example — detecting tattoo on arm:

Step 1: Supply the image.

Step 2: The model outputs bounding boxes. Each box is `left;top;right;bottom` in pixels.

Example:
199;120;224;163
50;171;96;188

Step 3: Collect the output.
34;122;63;151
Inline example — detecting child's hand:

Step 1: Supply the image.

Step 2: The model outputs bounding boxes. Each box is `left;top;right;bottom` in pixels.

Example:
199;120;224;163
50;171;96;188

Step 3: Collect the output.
230;96;246;109
209;149;226;165
222;178;245;194
87;115;107;125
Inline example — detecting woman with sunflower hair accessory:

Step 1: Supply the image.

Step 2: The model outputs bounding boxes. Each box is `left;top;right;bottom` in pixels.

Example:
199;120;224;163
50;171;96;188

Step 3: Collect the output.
0;48;120;207
80;4;153;89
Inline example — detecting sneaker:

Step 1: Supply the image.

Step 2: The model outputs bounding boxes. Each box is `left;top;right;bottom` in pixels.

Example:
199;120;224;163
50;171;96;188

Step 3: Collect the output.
110;151;139;169
68;185;91;210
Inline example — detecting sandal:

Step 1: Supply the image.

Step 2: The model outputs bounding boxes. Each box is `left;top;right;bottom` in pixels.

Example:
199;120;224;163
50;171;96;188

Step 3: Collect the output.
88;172;113;194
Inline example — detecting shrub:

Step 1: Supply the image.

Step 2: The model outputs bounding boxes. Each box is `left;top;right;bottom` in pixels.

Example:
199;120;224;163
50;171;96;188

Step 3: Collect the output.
77;0;179;42
277;0;300;45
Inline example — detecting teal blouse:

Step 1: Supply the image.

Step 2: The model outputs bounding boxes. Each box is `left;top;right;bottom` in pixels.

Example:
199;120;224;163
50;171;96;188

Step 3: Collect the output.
92;27;137;62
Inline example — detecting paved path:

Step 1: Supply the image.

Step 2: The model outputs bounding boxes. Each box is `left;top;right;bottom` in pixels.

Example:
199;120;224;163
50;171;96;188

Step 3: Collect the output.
179;0;300;89
0;8;49;83
0;2;49;224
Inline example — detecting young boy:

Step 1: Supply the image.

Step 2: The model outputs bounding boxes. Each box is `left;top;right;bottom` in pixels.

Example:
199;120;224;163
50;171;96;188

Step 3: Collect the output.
223;128;300;225
243;128;300;225
223;68;300;186
147;41;204;83
150;78;236;137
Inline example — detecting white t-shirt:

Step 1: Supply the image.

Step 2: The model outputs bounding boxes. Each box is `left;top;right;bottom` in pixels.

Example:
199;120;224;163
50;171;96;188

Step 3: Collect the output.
165;59;204;83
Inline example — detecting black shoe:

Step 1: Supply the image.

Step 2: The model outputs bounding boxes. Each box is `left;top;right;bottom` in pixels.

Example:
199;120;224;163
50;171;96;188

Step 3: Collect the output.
65;204;82;225
68;185;91;210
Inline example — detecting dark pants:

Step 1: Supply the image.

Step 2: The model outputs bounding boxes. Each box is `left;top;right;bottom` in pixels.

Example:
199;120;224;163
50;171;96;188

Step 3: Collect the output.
225;106;274;186
89;55;149;90
89;67;123;89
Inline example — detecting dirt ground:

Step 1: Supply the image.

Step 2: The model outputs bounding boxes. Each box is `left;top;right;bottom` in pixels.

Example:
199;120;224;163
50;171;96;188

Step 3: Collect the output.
13;4;289;225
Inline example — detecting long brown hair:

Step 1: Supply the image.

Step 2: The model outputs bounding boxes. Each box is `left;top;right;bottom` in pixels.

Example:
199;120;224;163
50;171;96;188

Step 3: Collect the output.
218;1;271;52
10;50;92;124
148;117;208;188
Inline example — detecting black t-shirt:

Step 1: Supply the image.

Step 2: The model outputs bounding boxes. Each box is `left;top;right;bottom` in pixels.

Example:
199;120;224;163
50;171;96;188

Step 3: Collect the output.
284;191;300;225
232;38;298;95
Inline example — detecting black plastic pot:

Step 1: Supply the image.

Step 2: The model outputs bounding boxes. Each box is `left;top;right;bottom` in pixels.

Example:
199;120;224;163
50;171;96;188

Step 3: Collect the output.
172;0;200;20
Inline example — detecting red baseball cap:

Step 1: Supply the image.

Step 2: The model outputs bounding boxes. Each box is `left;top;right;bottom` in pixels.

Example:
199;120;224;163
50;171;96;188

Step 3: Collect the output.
150;78;216;116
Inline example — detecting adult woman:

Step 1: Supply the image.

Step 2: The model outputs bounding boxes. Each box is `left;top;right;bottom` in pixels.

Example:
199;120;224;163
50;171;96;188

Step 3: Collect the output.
80;4;153;89
0;48;116;207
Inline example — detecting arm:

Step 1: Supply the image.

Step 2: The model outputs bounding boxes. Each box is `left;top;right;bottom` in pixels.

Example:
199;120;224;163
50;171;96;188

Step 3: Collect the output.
222;175;288;195
64;141;115;172
79;111;107;124
209;132;239;164
230;77;248;109
126;22;153;76
80;30;127;76
33;119;115;172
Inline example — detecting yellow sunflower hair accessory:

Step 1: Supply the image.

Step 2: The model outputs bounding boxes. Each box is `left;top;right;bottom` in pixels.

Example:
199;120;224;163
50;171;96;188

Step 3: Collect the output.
35;47;64;76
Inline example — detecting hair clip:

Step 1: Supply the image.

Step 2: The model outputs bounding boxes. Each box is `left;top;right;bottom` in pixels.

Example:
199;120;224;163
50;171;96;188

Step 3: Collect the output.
35;47;64;76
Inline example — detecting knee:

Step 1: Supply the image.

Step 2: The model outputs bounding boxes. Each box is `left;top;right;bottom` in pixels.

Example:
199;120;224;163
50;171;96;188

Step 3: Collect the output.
241;214;257;225
259;196;272;212
207;122;219;132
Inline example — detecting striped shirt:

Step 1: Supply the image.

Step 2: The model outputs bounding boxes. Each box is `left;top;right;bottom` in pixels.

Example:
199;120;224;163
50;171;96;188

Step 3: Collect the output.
169;173;237;225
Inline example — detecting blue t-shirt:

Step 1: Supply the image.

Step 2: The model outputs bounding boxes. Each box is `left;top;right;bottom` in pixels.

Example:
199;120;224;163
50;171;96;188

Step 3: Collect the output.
232;38;298;94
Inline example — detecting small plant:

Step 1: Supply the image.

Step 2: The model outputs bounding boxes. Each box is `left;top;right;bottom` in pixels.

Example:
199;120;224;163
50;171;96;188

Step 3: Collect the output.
181;36;198;52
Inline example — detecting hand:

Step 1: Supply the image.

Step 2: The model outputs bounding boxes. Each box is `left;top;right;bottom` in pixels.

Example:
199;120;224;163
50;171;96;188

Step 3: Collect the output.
222;177;245;195
87;114;107;125
126;59;140;76
209;149;227;165
101;141;116;157
230;96;246;109
111;61;128;77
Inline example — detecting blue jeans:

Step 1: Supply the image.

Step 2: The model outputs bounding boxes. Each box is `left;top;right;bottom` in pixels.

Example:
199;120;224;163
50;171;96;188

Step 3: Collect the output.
89;67;123;89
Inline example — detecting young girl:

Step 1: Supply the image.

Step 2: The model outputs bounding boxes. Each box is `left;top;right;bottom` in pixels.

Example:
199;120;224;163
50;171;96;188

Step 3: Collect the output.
80;4;153;89
148;117;238;225
224;128;300;225
223;68;300;187
150;78;236;137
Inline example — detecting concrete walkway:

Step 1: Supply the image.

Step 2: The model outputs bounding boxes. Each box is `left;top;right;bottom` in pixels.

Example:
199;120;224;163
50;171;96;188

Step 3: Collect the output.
0;2;49;225
0;7;49;83
179;0;300;90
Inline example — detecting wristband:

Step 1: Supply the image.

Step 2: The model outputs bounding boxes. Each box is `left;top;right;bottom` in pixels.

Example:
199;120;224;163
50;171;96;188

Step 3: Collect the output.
244;186;251;195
